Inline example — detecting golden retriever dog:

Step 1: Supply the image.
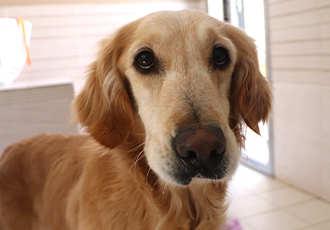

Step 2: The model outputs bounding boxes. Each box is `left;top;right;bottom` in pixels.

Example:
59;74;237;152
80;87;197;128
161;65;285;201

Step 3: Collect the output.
0;10;271;230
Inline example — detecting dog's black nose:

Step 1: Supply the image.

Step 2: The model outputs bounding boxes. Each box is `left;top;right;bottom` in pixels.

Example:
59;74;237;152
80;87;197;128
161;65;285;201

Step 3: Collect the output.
173;126;226;170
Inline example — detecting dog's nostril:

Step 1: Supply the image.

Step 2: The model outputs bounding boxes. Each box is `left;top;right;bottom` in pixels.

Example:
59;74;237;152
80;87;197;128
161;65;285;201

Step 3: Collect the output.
210;149;218;158
187;151;197;159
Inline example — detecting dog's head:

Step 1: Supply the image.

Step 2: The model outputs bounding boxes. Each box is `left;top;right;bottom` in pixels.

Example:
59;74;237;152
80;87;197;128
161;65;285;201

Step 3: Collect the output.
73;10;272;185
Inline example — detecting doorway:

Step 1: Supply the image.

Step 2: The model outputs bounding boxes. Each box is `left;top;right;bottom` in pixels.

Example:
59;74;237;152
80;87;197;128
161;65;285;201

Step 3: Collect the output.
208;0;273;176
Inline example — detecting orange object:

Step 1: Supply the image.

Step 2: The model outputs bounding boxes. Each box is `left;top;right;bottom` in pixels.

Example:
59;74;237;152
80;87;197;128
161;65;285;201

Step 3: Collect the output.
16;18;31;66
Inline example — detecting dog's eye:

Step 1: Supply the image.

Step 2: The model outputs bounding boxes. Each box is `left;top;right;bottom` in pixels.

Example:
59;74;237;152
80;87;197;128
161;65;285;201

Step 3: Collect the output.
136;51;154;70
213;47;229;66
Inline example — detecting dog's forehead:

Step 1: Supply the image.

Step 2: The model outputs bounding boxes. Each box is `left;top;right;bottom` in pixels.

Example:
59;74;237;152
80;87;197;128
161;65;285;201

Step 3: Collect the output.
133;10;223;45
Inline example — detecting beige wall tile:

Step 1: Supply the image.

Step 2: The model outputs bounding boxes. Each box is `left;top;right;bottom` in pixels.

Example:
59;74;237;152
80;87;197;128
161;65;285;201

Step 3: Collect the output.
269;0;330;201
270;25;321;43
270;10;320;31
320;8;330;24
321;40;330;55
321;85;330;201
272;55;321;71
259;187;315;208
269;0;319;18
271;41;321;57
321;56;330;71
319;0;330;8
272;70;323;84
228;194;277;218
321;24;330;39
287;199;330;225
244;209;308;230
305;220;330;230
273;83;323;197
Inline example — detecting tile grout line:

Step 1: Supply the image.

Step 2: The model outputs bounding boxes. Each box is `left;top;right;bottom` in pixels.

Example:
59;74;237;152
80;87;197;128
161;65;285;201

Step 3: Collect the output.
296;219;330;230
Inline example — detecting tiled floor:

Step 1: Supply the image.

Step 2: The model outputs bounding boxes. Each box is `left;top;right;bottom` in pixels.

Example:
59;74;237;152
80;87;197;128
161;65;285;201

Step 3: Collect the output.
227;164;330;230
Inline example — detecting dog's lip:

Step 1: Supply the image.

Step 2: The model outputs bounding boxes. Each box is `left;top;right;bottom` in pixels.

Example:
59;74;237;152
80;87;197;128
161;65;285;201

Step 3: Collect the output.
173;172;226;186
176;177;193;186
171;159;228;185
176;153;227;178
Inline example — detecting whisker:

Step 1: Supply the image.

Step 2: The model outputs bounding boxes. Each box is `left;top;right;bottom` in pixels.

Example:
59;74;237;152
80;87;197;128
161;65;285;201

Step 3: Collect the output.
151;178;160;192
100;150;109;157
147;174;160;195
135;154;145;164
228;115;239;121
162;181;168;194
145;168;151;185
128;141;145;153
129;149;145;172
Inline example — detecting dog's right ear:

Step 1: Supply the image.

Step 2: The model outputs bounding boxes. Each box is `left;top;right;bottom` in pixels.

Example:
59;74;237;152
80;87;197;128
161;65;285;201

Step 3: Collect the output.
73;22;138;149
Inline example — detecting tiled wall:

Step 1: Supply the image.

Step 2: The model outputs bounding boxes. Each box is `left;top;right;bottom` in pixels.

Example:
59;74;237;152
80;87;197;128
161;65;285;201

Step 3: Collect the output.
0;1;206;92
0;83;78;155
268;0;330;201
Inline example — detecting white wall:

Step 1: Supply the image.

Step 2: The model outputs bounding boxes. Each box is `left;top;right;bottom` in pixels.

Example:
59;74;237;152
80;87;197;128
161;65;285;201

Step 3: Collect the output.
0;83;78;155
268;0;330;201
0;1;207;92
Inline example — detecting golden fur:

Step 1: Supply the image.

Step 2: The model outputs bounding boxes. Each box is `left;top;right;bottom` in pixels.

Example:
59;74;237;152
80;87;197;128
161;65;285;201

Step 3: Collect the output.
0;10;271;230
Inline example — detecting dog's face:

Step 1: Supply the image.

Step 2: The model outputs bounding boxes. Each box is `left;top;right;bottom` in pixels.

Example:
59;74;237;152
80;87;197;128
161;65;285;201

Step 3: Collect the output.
121;12;240;185
74;10;272;185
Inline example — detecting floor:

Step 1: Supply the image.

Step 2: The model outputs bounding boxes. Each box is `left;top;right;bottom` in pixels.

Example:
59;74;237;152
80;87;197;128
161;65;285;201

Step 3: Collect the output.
227;164;330;230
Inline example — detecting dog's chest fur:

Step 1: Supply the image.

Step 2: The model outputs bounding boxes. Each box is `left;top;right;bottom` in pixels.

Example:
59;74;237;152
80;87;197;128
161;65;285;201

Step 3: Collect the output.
63;144;228;230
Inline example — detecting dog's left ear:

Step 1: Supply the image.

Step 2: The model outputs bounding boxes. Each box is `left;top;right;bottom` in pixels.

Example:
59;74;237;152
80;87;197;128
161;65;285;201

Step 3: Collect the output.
225;25;272;139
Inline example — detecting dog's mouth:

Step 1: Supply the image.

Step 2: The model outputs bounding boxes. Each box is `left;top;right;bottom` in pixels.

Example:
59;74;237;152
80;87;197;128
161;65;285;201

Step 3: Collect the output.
170;156;229;185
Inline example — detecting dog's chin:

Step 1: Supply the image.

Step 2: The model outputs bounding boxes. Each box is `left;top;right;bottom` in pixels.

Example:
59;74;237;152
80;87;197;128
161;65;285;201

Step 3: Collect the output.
160;167;229;186
178;175;227;186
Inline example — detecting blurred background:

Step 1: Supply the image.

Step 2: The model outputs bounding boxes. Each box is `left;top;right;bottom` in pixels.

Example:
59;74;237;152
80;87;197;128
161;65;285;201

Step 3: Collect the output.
0;0;330;229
